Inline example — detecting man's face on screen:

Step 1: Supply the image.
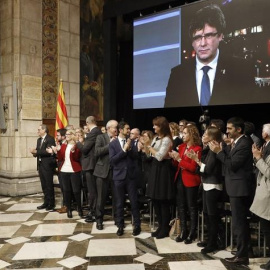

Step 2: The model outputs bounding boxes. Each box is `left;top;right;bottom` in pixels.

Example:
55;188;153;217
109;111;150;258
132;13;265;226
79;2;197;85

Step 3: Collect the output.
192;24;223;65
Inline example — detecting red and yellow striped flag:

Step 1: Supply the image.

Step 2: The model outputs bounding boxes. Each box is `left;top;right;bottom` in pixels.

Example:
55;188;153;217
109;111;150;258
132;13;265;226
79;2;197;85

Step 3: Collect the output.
55;80;68;137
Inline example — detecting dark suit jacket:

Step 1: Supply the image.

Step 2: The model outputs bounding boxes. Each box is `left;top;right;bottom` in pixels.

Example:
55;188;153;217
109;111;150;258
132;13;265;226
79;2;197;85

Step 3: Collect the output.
200;146;223;185
76;126;102;171
164;53;260;107
35;134;56;170
109;139;139;181
216;135;253;197
93;133;111;179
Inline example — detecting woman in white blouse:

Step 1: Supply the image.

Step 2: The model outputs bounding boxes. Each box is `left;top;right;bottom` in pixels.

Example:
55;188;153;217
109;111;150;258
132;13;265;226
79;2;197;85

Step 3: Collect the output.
145;116;174;239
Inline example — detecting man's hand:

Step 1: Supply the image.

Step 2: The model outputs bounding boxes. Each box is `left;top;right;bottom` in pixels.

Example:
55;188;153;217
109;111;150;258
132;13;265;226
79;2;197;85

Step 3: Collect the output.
29;148;37;154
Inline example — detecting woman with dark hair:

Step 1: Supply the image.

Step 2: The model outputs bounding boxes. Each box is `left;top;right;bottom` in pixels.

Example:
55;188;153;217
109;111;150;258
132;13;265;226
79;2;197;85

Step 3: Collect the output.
55;129;83;218
169;122;182;151
187;126;223;253
137;130;154;196
146;116;174;239
170;125;202;244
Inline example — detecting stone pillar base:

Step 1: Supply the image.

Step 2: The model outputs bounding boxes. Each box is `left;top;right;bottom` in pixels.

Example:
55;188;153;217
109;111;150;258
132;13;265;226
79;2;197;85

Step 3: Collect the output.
0;171;42;196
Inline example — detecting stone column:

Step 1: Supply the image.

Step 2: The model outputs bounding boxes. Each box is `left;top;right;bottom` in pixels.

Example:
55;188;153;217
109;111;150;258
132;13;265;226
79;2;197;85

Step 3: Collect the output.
0;0;80;196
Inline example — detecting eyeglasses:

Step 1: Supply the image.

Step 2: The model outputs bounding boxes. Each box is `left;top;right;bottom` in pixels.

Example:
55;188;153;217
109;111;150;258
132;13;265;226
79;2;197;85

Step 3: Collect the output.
192;32;219;43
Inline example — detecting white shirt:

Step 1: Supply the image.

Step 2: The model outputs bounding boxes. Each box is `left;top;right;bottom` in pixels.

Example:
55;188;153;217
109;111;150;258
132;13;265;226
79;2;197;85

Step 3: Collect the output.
196;49;219;103
118;137;126;151
61;144;74;173
199;163;223;191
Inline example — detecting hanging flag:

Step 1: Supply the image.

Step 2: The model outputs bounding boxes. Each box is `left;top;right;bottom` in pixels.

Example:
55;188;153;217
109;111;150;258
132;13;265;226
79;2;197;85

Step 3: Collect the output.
55;80;68;137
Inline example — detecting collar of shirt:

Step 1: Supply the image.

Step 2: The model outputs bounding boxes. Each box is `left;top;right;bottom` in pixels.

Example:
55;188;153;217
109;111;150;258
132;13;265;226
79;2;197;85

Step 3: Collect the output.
118;136;126;149
233;134;245;145
90;126;97;132
196;49;219;102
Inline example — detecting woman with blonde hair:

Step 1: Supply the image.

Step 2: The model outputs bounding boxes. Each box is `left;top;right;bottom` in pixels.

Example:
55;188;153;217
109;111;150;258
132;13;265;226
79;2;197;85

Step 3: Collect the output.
170;125;202;244
55;129;82;218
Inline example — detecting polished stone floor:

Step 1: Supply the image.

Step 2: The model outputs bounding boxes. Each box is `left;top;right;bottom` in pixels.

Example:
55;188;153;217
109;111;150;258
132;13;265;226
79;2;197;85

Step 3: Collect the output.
0;193;268;270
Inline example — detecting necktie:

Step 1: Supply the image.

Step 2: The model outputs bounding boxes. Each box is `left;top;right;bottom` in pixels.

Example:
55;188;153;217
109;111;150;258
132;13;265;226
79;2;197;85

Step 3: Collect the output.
40;138;44;148
231;142;235;151
200;66;211;106
122;139;126;149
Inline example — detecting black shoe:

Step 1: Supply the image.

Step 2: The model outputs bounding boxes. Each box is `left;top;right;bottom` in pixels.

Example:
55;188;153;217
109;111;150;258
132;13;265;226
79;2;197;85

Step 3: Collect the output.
78;209;83;217
197;241;208;247
96;222;103;230
201;246;218;254
175;230;188;242
132;226;141;236
46;205;55;211
85;215;95;223
260;261;270;269
184;231;196;244
67;209;73;218
37;203;48;210
117;227;124;236
151;228;161;237
224;256;249;266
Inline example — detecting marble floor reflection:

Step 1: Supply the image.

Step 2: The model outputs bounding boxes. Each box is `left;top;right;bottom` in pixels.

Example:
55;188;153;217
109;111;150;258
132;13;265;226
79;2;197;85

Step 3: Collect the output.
0;193;269;270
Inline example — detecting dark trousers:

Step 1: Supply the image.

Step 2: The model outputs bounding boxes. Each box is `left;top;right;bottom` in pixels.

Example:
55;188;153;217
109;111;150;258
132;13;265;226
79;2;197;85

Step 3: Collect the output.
114;177;140;227
260;217;270;250
61;171;82;210
203;189;222;215
95;175;110;222
176;177;199;213
230;196;250;258
38;162;55;206
57;172;66;206
203;189;222;247
153;199;171;233
85;170;97;213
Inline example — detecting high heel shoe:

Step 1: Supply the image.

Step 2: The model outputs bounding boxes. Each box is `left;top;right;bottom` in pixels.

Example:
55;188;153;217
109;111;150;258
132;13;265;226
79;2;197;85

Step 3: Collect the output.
67;209;73;218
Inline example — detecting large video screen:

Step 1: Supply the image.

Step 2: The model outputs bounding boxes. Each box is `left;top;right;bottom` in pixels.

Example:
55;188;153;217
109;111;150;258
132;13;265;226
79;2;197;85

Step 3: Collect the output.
133;0;270;109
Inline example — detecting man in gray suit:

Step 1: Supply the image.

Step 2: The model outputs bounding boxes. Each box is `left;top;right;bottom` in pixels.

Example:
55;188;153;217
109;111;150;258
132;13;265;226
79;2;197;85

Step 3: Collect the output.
93;120;118;230
76;116;102;222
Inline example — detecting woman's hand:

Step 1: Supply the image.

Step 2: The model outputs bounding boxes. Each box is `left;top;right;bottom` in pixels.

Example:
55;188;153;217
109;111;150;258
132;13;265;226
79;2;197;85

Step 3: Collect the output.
186;149;199;162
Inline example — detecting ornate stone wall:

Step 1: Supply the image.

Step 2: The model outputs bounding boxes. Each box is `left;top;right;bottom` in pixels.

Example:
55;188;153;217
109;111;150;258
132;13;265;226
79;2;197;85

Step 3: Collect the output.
42;0;58;119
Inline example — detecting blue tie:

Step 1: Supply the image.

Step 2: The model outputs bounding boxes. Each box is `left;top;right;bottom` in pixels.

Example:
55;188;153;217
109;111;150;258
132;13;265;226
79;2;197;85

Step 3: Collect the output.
200;66;211;106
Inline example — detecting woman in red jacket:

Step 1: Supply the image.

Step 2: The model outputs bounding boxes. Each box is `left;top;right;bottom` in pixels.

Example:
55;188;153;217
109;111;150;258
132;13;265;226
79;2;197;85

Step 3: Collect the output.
170;125;202;244
56;129;82;218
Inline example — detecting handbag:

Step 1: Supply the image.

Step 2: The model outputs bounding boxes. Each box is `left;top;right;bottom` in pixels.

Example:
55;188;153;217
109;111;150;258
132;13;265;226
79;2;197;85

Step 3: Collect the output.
169;218;181;240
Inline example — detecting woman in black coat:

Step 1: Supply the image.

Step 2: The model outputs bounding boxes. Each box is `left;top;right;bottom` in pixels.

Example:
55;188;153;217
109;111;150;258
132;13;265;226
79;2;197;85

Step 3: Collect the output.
187;126;223;253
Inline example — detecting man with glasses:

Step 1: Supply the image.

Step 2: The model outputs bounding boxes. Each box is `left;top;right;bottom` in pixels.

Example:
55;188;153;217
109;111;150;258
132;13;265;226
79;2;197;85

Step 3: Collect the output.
30;124;56;211
164;4;254;107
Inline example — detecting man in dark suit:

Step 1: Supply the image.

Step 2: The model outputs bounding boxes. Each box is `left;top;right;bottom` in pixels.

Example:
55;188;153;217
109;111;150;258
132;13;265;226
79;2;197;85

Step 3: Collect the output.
76;116;102;222
209;117;254;266
109;121;141;236
30;124;56;211
164;4;256;108
93;119;118;230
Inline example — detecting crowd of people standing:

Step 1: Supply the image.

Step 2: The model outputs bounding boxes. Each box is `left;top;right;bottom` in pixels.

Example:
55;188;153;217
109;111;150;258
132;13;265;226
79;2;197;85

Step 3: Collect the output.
30;115;270;269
